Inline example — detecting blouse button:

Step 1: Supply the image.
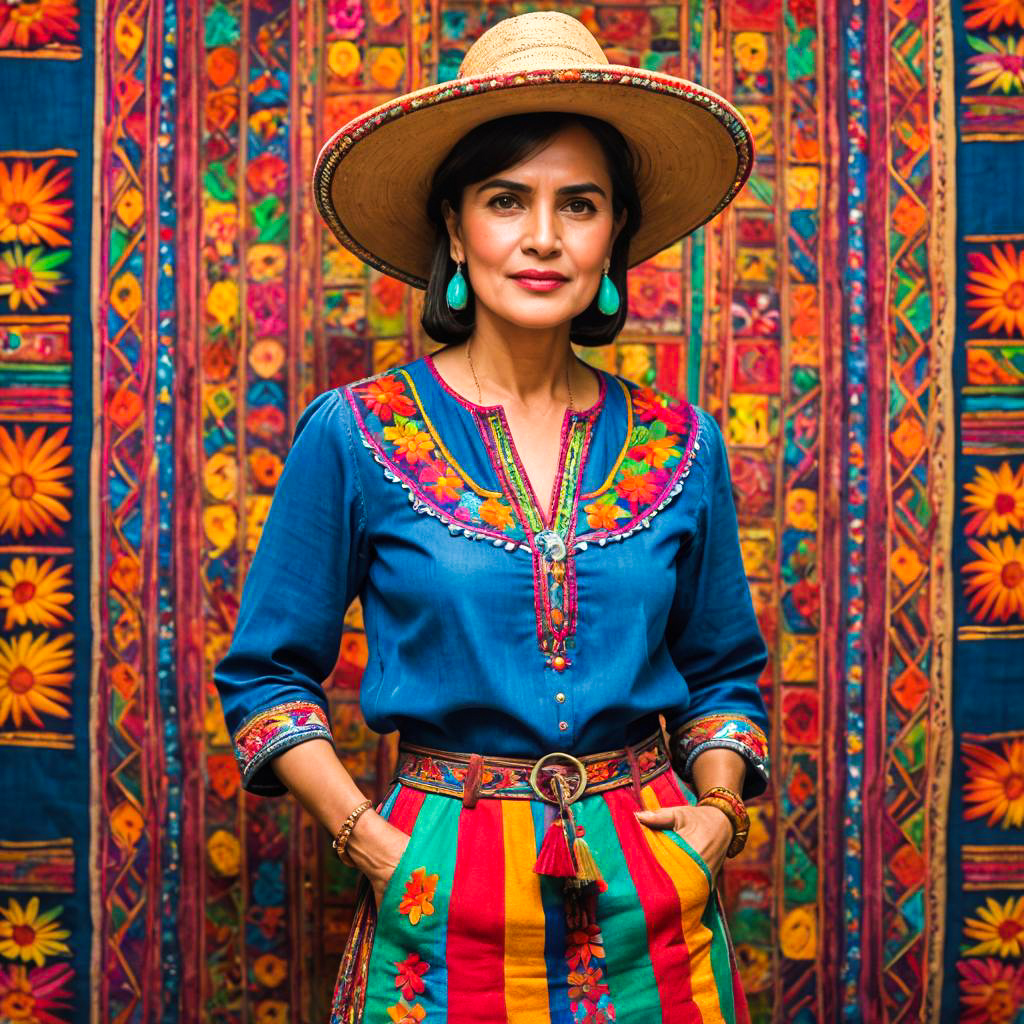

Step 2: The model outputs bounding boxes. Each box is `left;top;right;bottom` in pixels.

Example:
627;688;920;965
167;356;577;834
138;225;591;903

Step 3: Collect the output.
552;655;567;672
555;692;566;703
558;720;569;732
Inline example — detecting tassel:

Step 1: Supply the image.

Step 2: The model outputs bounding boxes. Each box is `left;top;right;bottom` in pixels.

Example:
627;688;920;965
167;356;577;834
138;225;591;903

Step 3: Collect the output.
462;753;484;808
571;836;606;891
534;819;577;877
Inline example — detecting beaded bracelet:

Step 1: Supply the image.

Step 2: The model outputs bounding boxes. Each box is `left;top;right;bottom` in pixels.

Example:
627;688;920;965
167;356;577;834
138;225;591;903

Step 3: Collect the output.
697;785;750;858
331;799;373;862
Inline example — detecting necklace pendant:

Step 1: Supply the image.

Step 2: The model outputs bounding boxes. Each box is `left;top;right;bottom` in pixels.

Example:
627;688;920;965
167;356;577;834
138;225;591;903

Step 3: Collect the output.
535;529;567;561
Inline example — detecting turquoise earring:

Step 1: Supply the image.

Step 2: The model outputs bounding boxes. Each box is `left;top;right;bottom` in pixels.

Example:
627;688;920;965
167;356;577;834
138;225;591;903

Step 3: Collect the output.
446;259;468;311
597;262;620;316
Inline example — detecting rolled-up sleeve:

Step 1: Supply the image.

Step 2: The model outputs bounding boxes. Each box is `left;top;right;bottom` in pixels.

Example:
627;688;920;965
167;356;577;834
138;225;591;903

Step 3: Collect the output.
662;410;770;800
213;387;370;796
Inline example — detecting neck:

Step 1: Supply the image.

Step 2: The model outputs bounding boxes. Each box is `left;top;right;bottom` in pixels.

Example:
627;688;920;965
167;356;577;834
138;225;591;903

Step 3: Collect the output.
463;306;581;408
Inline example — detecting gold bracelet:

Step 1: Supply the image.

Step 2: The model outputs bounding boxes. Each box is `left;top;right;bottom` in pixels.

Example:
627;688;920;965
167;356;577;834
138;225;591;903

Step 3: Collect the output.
331;799;373;862
697;785;750;858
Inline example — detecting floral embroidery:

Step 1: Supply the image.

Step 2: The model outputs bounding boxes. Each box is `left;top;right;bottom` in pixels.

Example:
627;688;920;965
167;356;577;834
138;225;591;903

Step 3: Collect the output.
669;712;770;793
398;867;439;925
387;1001;426;1023
962;736;1024;829
346;371;528;549
575;382;701;548
564;889;616;1024
232;700;331;791
393;952;430;1000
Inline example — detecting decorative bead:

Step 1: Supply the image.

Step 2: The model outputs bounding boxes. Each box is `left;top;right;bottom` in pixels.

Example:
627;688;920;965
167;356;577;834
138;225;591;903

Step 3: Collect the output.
597;271;620;315
555;692;566;703
535;529;567;561
552;655;567;672
446;262;468;311
558;720;569;731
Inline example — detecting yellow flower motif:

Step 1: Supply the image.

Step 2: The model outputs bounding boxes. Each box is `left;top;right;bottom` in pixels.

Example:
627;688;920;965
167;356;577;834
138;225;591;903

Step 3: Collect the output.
0;424;71;538
963;536;1024;622
0;556;72;630
964;895;1024;958
964;461;1024;536
963;738;1024;829
0;631;72;729
0;158;72;248
0;244;69;312
207;829;241;878
0;897;71;967
206;279;239;330
382;422;434;465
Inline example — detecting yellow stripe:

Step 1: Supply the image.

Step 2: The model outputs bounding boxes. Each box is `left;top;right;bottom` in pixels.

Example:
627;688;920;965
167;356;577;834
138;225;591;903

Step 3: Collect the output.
639;786;725;1022
502;802;552;1024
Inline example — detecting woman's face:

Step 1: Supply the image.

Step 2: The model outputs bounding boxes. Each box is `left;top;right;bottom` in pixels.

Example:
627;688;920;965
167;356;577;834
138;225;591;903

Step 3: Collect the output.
442;122;626;333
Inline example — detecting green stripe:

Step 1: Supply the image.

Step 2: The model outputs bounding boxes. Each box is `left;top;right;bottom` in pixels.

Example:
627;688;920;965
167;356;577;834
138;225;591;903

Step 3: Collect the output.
571;793;661;1018
362;792;462;1019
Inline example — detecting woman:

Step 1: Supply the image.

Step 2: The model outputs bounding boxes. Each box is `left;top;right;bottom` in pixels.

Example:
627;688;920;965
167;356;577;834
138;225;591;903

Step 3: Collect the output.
215;11;770;1023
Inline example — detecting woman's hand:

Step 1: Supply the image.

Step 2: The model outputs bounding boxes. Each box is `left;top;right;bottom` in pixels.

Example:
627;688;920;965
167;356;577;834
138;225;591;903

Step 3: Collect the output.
343;810;412;911
635;803;733;884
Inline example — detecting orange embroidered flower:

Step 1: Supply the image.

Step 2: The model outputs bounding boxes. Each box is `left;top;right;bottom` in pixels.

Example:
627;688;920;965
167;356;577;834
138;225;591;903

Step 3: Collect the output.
358;375;415;422
387;1002;426;1024
963;738;1024;829
963;461;1024;536
566;922;605;970
479;497;516;530
568;965;609;1007
631;433;680;469
393;952;429;1000
615;468;661;508
383;422;435;465
419;462;462;503
963;536;1024;622
398;866;439;925
0;158;72;248
584;501;627;531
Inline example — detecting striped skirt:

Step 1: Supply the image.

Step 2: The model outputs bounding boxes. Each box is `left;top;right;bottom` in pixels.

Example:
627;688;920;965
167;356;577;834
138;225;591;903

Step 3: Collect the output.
330;765;749;1023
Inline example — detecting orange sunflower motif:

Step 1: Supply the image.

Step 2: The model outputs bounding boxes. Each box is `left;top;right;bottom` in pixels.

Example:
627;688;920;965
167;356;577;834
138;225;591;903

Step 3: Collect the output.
967;243;1024;337
963;536;1024;622
0;159;72;248
0;424;72;538
964;461;1024;536
964;895;1024;958
0;556;72;630
0;631;73;729
963;738;1024;829
964;0;1024;31
0;244;69;311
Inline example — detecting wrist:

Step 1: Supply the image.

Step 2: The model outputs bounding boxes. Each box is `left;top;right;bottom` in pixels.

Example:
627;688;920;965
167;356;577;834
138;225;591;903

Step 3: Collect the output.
342;809;386;872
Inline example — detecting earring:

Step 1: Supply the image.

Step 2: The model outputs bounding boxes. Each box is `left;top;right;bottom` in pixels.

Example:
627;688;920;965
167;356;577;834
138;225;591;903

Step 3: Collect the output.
597;261;620;316
446;259;468;311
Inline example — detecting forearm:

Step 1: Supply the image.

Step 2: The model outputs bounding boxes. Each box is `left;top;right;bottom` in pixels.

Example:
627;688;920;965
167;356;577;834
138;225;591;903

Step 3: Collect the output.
690;747;747;797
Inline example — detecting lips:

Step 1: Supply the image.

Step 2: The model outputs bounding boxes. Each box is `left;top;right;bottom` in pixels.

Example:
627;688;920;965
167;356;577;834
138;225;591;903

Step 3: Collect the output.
511;270;569;292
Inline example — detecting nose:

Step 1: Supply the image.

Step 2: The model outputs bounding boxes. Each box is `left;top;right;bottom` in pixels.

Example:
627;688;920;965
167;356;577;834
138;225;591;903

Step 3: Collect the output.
521;202;561;257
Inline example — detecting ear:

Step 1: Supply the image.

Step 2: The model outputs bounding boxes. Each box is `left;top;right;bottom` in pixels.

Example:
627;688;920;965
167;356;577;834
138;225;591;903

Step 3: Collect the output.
610;206;628;248
441;198;463;262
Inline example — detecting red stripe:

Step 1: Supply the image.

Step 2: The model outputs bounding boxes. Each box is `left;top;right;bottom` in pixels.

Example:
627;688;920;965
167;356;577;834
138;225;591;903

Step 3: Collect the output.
445;799;507;1022
605;787;702;1023
387;785;427;835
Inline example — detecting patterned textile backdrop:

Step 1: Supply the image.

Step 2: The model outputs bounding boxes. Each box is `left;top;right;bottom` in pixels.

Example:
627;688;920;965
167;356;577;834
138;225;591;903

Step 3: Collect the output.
0;0;1022;1020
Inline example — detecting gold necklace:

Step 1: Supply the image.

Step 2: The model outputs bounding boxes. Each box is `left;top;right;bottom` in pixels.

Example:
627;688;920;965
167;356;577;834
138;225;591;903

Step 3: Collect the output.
465;340;575;412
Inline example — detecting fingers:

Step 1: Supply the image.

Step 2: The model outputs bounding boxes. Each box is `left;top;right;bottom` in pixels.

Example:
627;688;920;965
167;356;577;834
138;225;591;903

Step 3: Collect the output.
634;806;682;830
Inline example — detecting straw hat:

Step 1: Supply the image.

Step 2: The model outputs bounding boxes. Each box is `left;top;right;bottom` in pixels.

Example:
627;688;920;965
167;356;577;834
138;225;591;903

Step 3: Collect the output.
313;11;753;287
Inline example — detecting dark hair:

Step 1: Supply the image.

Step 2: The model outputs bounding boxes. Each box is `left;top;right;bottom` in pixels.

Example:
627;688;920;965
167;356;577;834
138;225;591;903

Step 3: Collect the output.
421;112;642;347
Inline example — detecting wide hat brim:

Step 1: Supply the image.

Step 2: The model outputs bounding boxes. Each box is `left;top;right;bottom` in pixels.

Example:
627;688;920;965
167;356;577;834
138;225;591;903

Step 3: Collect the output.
313;67;754;288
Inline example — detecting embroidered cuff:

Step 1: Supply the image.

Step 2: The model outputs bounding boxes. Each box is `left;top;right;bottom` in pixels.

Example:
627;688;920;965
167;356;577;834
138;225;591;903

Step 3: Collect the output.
669;713;770;800
233;700;333;796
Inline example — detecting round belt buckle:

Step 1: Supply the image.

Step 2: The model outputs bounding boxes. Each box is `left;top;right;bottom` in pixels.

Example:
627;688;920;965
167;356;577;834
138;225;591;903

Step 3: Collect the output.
528;751;588;804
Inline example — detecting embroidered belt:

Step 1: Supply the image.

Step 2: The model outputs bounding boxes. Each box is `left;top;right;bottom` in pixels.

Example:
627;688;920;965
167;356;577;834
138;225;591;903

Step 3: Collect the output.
393;730;672;891
395;728;670;806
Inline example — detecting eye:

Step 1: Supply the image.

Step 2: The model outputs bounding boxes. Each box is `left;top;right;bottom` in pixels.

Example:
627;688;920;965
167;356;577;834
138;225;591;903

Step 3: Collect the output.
565;198;597;214
489;193;522;210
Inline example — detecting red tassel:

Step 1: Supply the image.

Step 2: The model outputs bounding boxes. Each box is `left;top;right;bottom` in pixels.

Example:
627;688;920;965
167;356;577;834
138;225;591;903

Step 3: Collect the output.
534;819;577;877
462;753;484;808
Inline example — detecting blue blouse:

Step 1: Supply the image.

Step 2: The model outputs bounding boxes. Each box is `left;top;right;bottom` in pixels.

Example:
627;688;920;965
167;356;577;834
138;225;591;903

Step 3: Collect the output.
214;354;770;800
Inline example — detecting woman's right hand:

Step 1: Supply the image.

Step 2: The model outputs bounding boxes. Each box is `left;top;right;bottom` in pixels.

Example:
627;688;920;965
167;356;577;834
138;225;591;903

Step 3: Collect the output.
343;809;411;911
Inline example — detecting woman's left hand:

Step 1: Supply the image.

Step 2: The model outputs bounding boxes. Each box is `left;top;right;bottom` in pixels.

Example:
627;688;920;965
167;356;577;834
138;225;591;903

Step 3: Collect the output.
635;803;733;884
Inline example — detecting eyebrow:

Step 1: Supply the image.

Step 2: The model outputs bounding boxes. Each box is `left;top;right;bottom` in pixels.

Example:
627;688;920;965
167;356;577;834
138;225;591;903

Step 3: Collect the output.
475;177;608;199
